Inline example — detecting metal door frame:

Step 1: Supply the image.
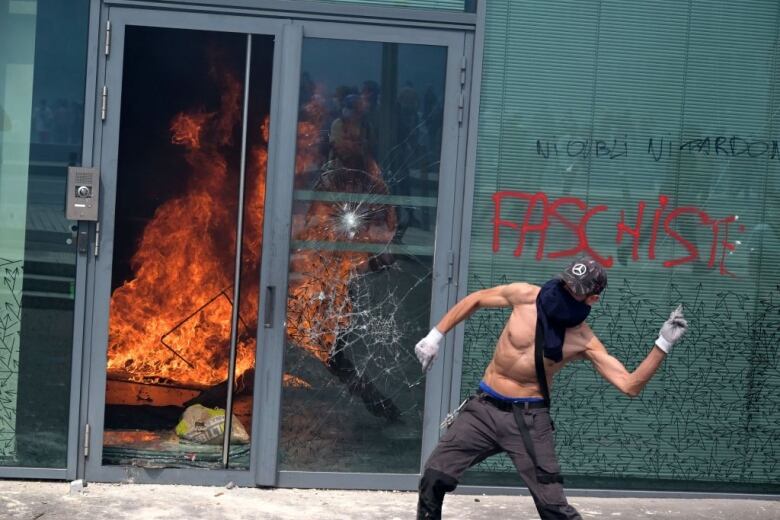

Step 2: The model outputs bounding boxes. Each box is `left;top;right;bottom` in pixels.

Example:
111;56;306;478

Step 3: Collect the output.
78;1;476;490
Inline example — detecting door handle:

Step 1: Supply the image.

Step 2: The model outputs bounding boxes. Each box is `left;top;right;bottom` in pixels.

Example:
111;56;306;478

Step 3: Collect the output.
77;226;90;255
264;286;275;328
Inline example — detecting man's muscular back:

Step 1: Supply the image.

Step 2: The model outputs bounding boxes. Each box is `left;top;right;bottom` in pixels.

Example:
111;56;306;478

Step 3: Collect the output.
481;283;591;398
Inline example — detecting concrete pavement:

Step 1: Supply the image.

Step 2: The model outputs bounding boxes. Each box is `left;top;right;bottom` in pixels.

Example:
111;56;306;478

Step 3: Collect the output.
2;480;779;519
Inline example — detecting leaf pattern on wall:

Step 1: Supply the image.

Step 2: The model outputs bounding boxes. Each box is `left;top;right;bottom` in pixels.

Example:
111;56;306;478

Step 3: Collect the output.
461;277;780;485
0;258;22;461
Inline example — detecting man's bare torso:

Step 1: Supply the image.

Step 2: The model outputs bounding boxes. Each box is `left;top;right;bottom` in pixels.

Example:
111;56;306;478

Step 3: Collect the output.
482;284;590;398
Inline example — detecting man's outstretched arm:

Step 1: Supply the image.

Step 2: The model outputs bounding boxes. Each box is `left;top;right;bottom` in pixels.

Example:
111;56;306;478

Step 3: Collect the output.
435;282;534;333
414;283;535;371
581;306;688;397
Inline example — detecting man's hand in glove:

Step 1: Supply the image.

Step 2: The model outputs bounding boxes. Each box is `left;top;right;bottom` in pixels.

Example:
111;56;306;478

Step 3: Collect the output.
655;304;688;354
415;327;444;371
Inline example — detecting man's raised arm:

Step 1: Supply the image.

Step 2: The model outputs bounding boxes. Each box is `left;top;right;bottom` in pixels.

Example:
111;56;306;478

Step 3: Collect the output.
581;306;688;397
414;283;534;371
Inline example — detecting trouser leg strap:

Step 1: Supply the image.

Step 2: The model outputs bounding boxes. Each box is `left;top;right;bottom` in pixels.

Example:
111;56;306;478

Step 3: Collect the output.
512;407;563;485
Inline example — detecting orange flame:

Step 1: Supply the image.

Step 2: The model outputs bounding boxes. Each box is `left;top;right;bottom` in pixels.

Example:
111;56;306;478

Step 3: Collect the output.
107;61;261;387
285;86;396;363
107;62;396;390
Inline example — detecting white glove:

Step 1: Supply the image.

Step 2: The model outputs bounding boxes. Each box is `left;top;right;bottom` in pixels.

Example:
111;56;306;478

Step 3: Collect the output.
415;327;444;371
655;304;688;354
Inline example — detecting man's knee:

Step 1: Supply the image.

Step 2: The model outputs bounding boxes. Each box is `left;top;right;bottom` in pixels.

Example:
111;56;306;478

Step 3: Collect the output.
417;468;458;519
420;467;458;495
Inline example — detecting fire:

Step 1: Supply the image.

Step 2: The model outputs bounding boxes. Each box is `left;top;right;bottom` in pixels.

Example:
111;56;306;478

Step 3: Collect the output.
107;57;395;390
107;60;261;387
285;86;396;364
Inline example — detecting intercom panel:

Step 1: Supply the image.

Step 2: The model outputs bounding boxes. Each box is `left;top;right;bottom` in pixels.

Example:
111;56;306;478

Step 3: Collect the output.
66;166;100;221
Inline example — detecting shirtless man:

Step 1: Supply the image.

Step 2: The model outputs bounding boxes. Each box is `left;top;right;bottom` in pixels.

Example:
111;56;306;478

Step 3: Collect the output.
414;257;688;519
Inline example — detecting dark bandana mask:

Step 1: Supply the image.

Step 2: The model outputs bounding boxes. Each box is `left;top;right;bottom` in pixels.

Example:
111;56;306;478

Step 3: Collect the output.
535;279;591;362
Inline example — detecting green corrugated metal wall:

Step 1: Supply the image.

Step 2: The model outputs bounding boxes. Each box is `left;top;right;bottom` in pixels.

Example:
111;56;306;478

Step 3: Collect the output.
463;0;780;492
321;0;464;11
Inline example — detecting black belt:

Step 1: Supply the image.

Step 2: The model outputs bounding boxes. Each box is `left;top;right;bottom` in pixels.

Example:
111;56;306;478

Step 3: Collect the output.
477;390;547;412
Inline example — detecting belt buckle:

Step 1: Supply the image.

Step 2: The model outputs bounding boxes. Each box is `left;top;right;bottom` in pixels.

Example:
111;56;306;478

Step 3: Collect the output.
516;400;542;412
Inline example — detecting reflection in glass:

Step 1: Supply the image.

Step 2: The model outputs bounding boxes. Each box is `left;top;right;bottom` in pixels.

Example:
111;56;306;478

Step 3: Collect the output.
0;0;88;468
102;27;273;469
280;38;447;472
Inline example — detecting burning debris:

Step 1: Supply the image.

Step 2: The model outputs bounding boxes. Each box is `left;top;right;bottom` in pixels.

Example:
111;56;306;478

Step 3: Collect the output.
106;49;406;425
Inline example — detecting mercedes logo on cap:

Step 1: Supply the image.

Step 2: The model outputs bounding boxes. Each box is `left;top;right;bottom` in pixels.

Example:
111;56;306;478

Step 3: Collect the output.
572;263;587;276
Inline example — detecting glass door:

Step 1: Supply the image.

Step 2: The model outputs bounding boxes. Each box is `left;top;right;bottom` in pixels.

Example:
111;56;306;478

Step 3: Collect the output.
273;23;466;480
101;25;271;470
86;8;286;483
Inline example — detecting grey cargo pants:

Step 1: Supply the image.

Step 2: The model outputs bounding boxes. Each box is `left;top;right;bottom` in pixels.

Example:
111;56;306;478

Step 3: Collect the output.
417;394;582;520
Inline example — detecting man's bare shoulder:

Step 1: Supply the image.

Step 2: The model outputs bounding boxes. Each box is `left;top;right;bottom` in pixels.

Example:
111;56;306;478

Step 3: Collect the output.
501;282;539;307
565;321;604;353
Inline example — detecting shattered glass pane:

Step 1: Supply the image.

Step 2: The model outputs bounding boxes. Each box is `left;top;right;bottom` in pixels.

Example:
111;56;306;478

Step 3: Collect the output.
280;38;447;472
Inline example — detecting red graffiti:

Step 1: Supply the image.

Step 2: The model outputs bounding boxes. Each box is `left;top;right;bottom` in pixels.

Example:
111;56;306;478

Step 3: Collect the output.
492;191;741;277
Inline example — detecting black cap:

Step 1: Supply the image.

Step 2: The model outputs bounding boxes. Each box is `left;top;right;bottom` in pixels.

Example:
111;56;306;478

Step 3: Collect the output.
558;256;608;298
